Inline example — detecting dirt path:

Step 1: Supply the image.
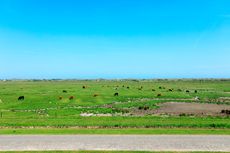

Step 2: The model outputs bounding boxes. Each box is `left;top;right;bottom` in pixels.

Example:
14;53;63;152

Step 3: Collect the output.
131;102;230;117
100;97;201;108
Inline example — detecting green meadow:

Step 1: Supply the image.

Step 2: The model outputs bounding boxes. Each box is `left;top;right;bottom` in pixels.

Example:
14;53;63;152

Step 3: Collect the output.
1;79;230;109
0;79;230;133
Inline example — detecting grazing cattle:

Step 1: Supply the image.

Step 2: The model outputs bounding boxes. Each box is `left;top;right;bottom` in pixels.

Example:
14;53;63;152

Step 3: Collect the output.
20;87;23;89
102;85;104;87
0;99;2;103
18;96;24;100
157;94;162;97
123;85;124;87
63;90;67;93
87;86;90;88
83;86;85;89
114;93;118;96
141;86;143;89
108;86;109;87
195;90;197;93
138;88;141;90
186;90;189;93
127;87;129;89
178;89;182;92
94;94;98;97
152;89;155;91
163;87;165;89
169;89;173;91
115;87;118;90
159;87;162;89
69;96;73;100
59;96;62;100
117;86;118;87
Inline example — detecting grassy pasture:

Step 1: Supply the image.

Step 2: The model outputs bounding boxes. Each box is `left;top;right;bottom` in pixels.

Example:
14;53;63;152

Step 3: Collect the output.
1;80;230;110
0;112;229;128
0;80;230;129
0;128;229;135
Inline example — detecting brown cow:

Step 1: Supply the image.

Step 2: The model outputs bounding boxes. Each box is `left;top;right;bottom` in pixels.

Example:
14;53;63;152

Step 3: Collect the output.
115;87;118;90
94;94;98;97
69;96;73;100
20;87;23;89
102;85;104;87
152;89;155;91
163;87;165;89
59;96;62;100
138;88;141;90
157;94;162;96
0;99;2;103
87;86;90;88
178;89;182;92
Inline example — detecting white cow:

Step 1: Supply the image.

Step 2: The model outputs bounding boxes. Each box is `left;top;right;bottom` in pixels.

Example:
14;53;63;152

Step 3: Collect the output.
0;99;2;103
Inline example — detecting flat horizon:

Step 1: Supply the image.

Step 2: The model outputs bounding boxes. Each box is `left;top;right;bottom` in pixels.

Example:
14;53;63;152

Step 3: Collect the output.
1;78;230;80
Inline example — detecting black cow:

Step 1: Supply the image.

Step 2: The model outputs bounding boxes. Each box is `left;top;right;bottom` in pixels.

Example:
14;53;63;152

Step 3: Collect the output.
18;96;24;100
123;85;124;87
127;87;129;89
82;86;85;89
63;90;67;93
159;87;162;89
114;93;118;96
186;90;189;93
141;86;143;89
195;90;197;93
169;89;173;91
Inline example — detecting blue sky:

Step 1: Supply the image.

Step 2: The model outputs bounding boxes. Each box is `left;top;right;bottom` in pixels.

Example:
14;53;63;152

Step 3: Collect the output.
0;0;230;79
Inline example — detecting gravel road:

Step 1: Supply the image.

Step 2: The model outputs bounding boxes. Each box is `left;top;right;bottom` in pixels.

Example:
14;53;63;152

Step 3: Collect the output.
0;135;229;151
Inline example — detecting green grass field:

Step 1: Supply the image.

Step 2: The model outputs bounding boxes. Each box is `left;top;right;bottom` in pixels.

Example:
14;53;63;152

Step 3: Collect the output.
1;80;230;110
0;79;230;132
0;128;229;135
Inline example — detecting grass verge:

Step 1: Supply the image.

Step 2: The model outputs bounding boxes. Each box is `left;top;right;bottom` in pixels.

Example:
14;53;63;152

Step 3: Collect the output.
0;116;229;128
0;128;229;135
